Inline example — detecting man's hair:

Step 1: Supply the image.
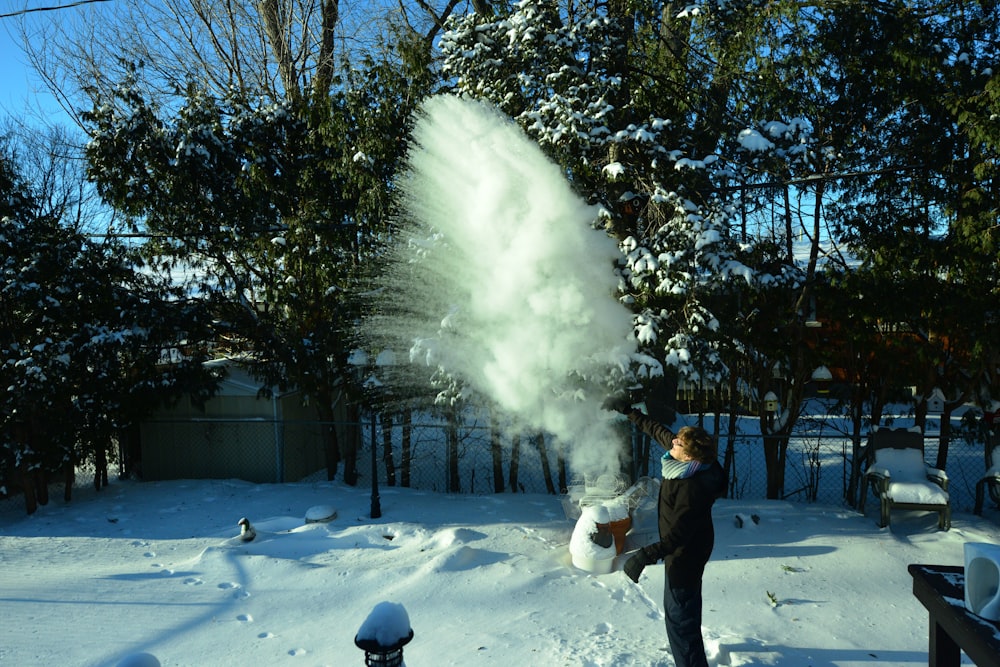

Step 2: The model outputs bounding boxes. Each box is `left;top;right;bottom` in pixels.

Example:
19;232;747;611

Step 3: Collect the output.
676;426;717;464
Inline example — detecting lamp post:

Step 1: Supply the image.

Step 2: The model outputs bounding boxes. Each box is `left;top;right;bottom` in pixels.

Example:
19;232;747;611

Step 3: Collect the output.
355;602;413;666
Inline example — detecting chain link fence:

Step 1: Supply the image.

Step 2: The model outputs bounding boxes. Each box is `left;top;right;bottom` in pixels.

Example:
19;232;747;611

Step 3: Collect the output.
688;432;988;512
3;415;996;516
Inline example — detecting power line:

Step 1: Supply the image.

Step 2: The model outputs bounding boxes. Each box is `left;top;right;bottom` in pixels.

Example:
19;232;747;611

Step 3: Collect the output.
717;166;925;193
0;0;111;19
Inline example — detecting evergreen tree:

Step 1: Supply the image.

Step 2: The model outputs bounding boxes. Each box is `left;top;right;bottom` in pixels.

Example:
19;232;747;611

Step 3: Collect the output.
82;32;434;482
0;137;216;514
440;0;1000;495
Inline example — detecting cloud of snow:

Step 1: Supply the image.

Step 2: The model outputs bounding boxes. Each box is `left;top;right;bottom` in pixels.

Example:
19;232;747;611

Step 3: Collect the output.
376;94;636;479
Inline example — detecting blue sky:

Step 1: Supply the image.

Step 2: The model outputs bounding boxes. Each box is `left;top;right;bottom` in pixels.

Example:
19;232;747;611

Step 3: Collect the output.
0;1;78;124
1;15;40;115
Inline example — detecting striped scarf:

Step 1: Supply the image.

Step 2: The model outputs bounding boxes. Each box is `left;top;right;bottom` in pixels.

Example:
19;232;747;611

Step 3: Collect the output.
661;454;706;480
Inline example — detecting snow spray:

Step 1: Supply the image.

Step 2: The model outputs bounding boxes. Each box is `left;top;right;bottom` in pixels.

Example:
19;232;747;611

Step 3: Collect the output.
371;94;636;479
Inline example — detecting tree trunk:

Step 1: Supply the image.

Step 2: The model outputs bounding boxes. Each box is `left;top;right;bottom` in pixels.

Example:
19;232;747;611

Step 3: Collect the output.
557;449;567;495
381;412;396;487
845;384;866;507
509;433;521;492
94;443;108;491
471;0;492;16
724;415;738;499
401;408;412;488
316;400;341;481
723;371;740;498
338;402;360;486
446;411;460;493
783;185;794;261
712;395;723;456
914;392;929;432
119;422;142;480
637;429;650;478
63;459;75;502
35;467;50;506
534;433;555;494
490;408;505;493
21;465;39;515
763;433;787;500
935;401;959;471
310;0;339;102
259;0;301;103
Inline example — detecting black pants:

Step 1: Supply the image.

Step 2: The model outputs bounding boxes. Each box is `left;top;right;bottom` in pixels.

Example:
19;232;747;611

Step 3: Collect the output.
663;583;708;667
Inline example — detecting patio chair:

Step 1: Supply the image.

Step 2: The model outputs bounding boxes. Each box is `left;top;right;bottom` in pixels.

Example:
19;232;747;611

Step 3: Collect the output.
859;426;951;530
973;435;1000;516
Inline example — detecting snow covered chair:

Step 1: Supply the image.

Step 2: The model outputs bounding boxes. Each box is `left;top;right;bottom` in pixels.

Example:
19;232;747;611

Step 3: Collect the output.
973;436;1000;516
859;426;950;530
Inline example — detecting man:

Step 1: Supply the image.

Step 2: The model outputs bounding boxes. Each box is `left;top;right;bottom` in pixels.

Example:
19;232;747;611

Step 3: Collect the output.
620;407;726;667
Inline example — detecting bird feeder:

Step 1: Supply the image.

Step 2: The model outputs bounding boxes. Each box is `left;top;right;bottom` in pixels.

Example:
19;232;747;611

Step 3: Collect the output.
811;366;833;394
763;391;779;413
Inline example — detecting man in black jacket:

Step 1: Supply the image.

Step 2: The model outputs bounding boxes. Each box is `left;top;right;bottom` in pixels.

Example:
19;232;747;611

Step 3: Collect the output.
620;408;726;667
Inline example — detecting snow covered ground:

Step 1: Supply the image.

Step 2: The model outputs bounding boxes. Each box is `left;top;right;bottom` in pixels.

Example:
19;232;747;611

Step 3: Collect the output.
2;474;999;666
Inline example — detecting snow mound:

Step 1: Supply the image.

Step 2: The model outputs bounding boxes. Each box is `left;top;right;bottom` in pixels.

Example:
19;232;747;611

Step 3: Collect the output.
429;527;486;549
115;653;160;667
423;545;508;573
305;504;338;523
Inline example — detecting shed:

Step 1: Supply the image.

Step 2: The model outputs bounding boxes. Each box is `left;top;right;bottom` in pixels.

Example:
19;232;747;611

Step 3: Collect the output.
139;359;345;483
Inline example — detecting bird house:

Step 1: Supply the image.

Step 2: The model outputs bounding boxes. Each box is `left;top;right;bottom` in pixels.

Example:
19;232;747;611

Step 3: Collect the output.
927;388;946;414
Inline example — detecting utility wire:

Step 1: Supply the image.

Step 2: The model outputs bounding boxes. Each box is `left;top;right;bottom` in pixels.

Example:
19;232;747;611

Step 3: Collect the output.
0;0;111;19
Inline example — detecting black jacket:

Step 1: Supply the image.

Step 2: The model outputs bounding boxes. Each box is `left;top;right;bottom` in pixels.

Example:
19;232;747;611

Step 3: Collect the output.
628;411;727;585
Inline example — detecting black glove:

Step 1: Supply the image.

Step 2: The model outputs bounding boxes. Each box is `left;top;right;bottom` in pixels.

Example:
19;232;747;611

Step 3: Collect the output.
590;525;614;549
623;547;654;583
602;394;634;415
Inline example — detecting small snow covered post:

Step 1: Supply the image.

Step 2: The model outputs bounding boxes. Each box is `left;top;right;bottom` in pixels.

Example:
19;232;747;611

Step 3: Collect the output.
354;601;413;666
569;504;617;573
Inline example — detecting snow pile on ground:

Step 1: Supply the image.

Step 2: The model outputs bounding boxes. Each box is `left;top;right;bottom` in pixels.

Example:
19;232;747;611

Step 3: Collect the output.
1;476;998;666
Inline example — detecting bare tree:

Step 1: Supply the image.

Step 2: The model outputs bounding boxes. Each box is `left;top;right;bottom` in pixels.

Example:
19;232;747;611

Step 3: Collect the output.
0;118;110;234
16;0;478;121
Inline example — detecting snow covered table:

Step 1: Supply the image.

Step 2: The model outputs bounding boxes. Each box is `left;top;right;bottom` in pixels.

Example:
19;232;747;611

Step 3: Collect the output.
908;564;1000;667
